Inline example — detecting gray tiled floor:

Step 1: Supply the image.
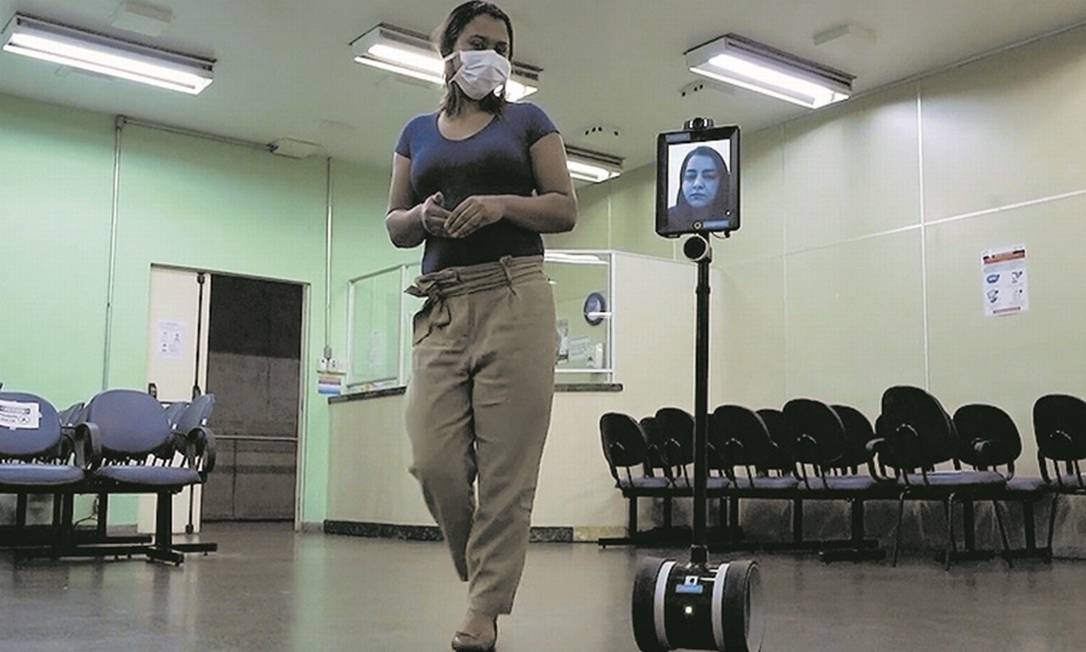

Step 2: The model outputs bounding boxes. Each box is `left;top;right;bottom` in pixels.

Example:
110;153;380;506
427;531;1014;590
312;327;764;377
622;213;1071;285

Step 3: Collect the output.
3;523;1086;651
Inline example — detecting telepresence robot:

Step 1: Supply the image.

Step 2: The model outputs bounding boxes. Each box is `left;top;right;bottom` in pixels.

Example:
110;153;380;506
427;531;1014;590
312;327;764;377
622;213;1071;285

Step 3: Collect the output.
631;118;765;652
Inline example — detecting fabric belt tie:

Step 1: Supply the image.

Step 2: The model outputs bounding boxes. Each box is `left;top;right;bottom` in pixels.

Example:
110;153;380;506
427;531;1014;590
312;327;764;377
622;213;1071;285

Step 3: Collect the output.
405;255;544;344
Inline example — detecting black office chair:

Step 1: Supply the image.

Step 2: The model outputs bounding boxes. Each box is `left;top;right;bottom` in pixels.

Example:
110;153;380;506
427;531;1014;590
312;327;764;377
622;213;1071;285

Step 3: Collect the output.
831;405;881;473
753;407;807;548
782;399;847;488
1033;394;1086;558
644;408;697;539
756;408;798;477
636;416;671;494
952;404;1049;559
710;405;796;491
598;413;673;548
781;400;892;560
600;413;670;492
876;386;1012;569
653;407;695;489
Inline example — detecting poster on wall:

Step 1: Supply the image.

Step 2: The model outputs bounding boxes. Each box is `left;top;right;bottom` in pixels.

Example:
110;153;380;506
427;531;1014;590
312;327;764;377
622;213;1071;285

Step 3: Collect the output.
981;245;1029;317
156;320;186;359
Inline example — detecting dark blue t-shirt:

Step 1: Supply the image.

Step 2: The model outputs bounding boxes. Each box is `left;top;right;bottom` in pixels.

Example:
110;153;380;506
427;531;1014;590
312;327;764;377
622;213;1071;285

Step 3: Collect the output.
395;102;559;274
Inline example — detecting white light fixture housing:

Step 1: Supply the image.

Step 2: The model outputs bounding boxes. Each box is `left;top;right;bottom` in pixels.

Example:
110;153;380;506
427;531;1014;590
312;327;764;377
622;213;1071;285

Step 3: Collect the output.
1;13;214;94
271;138;322;159
350;23;540;101
685;33;854;109
565;145;622;185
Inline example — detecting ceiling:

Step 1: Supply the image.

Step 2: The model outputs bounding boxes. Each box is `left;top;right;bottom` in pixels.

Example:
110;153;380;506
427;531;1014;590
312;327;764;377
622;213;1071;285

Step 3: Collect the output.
3;0;1086;171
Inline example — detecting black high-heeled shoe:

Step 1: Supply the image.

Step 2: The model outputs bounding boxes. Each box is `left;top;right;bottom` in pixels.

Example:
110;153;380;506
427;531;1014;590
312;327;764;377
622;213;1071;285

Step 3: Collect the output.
450;617;498;651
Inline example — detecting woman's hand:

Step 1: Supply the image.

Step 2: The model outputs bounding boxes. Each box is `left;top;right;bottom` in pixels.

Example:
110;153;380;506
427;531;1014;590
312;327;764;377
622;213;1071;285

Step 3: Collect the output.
445;195;505;238
419;192;452;237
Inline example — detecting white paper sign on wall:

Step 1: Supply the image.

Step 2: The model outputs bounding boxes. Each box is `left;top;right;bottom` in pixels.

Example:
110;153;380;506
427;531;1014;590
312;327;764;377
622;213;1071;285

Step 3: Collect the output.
156;320;186;359
981;245;1029;317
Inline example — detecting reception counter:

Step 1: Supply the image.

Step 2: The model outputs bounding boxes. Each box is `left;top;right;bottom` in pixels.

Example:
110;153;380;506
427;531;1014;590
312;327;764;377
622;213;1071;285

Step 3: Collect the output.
325;384;651;541
326;252;709;541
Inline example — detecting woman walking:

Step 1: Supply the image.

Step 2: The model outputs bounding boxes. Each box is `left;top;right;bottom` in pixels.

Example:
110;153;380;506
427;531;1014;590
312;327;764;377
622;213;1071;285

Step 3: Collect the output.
384;3;577;649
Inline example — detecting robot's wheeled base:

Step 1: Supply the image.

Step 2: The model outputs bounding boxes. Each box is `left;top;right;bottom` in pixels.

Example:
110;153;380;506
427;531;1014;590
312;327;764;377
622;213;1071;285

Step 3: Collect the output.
632;557;764;651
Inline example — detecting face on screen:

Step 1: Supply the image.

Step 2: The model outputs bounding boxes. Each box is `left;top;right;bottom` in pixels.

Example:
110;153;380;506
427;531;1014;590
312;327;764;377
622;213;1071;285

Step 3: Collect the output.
671;144;729;223
682;154;722;208
657;126;739;237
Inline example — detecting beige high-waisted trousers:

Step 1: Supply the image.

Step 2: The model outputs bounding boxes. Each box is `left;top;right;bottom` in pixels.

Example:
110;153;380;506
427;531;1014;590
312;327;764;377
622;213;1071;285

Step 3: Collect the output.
404;254;556;616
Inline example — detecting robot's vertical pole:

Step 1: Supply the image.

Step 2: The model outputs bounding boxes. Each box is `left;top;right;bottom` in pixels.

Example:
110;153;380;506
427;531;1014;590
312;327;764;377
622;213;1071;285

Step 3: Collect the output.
692;250;711;564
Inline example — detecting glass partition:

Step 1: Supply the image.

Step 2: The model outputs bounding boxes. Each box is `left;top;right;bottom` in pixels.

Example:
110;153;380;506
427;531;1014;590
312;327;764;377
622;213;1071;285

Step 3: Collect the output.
346;251;614;391
545;251;614;383
347;263;421;390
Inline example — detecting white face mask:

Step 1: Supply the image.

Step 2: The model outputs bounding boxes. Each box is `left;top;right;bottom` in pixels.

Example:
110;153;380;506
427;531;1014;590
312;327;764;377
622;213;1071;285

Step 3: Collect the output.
446;49;511;100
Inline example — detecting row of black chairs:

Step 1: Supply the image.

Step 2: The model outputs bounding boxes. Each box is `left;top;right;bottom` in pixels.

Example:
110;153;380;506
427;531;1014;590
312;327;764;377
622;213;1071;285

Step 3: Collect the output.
599;386;1086;568
0;389;217;565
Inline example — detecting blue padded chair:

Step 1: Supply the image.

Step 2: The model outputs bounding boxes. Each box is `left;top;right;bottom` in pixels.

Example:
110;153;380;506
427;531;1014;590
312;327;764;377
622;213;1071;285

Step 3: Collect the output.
57;403;86;429
952;404;1048;559
162;401;189;430
163;394;217;553
1;392;97;550
1033;394;1086;558
83;389;215;564
876;386;1011;569
176;394;215;434
154;396;216;463
0;392;94;489
150;401;189;464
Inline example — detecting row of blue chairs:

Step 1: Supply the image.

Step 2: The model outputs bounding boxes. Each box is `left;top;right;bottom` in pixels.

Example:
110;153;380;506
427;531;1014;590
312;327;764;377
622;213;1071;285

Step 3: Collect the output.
0;389;217;565
599;386;1085;568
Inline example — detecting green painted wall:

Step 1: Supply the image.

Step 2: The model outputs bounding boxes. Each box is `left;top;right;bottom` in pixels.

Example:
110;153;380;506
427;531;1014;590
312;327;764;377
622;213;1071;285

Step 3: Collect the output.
0;94;114;407
545;164;676;259
0;91;395;526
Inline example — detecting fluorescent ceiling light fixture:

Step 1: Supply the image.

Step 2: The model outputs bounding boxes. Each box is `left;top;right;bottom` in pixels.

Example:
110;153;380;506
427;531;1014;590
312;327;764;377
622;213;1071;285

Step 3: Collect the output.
686;33;853;109
351;23;540;102
1;13;214;94
566;146;622;184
